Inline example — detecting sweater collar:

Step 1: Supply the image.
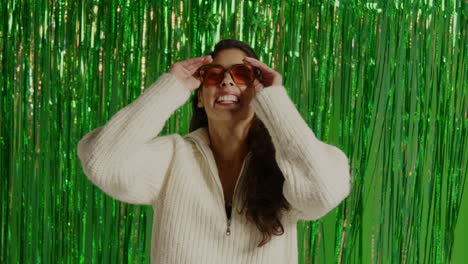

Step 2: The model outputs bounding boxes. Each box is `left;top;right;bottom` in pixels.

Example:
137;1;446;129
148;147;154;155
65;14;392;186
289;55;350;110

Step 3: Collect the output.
184;127;253;208
184;127;211;147
184;127;252;158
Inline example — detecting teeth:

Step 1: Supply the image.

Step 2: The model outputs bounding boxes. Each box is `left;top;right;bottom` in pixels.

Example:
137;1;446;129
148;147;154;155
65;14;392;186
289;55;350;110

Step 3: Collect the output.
216;95;239;102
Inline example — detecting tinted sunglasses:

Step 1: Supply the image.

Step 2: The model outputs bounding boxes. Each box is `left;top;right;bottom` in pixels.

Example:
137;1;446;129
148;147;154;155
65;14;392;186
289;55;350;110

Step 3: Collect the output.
196;64;262;85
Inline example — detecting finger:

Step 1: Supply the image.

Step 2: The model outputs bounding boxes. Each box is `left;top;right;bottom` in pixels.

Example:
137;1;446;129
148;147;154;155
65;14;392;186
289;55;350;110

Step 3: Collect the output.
203;55;213;63
183;56;212;72
250;79;263;92
243;58;276;81
181;58;205;71
190;56;213;73
181;56;205;66
243;57;270;71
254;81;264;92
250;79;259;87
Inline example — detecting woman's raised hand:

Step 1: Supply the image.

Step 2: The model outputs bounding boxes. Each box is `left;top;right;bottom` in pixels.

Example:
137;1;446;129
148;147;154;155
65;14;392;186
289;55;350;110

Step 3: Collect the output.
169;56;213;91
243;57;283;91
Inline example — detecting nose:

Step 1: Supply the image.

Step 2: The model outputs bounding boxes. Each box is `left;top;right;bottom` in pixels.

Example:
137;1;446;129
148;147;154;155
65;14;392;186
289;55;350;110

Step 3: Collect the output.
220;72;234;87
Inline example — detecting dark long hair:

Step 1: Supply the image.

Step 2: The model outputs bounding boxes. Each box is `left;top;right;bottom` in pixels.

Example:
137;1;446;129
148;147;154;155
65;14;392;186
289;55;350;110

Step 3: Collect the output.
189;39;291;247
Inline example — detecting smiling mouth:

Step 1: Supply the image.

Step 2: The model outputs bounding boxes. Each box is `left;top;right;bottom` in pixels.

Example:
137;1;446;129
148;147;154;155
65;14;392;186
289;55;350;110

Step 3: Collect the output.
215;101;240;106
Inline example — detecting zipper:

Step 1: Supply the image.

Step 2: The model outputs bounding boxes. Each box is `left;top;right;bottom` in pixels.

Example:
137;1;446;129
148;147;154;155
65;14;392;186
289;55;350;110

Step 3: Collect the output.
225;203;232;236
186;136;251;236
225;155;250;236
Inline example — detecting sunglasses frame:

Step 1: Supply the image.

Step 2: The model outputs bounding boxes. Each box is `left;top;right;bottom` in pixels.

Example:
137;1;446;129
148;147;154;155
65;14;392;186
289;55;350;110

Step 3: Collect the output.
196;63;262;85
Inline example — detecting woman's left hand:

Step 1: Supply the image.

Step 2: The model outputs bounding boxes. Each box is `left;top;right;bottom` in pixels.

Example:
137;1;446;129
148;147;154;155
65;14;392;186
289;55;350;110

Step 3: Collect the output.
243;57;283;92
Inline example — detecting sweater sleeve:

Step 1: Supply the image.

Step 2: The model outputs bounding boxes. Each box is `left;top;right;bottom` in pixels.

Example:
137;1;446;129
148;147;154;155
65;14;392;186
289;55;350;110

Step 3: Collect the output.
250;85;351;220
77;73;191;205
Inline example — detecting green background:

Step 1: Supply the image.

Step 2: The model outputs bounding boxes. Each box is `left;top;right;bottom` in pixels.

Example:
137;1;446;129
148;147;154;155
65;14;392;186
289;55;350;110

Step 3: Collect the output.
1;0;466;263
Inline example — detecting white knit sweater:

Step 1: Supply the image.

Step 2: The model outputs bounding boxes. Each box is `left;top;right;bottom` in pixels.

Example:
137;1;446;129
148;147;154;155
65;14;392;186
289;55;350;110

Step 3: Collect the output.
77;73;351;264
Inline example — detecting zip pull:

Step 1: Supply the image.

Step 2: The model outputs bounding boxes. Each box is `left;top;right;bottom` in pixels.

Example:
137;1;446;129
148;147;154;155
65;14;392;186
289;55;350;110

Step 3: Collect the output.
226;218;231;236
225;204;232;236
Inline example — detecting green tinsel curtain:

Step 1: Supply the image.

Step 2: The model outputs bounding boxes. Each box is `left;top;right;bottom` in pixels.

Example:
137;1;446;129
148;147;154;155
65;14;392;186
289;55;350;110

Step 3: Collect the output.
1;0;466;263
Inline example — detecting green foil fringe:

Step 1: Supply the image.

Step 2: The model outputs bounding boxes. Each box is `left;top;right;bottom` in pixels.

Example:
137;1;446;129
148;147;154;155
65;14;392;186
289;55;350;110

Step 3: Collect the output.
0;0;466;263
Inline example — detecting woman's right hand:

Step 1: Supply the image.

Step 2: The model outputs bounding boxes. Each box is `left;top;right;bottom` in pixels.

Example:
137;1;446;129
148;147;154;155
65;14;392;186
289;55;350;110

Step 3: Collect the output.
169;55;213;91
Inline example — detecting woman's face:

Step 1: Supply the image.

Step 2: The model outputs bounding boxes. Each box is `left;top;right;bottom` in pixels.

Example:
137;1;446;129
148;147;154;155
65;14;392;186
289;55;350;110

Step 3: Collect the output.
197;48;256;124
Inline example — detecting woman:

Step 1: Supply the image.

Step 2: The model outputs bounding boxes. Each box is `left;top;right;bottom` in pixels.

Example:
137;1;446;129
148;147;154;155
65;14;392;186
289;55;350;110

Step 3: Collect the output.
77;39;351;263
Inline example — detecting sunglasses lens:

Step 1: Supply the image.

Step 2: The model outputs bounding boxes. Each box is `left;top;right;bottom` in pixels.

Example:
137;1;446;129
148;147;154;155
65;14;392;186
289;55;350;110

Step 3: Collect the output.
231;65;254;84
203;67;224;84
200;65;256;85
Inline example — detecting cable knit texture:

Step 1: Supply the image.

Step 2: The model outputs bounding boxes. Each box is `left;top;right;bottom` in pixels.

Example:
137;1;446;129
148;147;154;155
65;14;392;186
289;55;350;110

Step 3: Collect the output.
77;73;351;264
